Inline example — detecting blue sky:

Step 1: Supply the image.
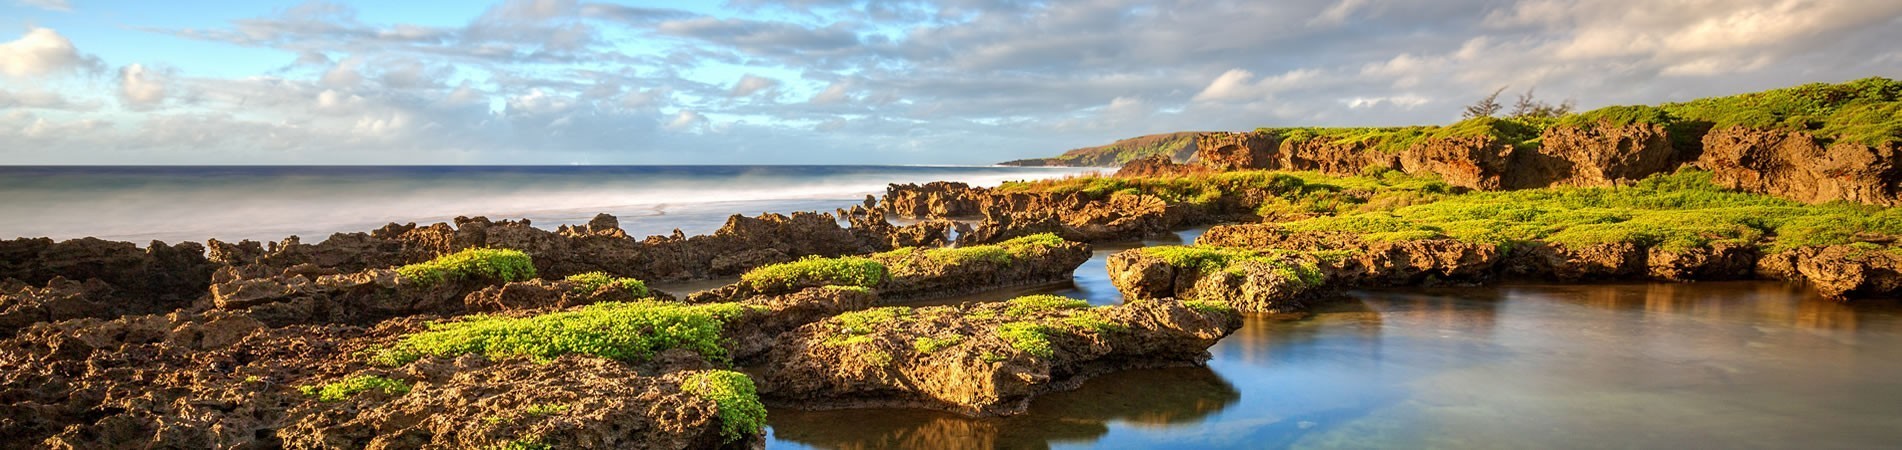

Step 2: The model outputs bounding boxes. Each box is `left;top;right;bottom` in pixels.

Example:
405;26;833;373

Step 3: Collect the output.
3;0;1901;165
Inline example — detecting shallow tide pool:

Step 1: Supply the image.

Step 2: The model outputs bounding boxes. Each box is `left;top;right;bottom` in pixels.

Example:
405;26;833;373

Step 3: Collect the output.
766;274;1902;449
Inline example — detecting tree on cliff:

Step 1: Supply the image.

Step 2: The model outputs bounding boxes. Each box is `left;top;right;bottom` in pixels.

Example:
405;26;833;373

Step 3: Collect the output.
1463;86;1507;119
1509;87;1575;118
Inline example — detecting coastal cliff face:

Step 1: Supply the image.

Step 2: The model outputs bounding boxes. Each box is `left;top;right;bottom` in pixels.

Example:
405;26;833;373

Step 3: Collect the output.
1698;126;1902;205
1180;122;1902;205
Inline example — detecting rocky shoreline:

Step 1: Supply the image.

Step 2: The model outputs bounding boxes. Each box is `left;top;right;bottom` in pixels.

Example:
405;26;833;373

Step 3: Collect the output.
4;77;1901;449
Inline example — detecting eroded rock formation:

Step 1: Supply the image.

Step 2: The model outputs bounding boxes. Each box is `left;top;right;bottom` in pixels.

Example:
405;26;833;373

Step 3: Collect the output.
757;298;1240;416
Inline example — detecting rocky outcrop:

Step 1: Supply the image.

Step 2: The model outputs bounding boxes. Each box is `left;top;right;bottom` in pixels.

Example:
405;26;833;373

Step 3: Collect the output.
1190;131;1515;190
205;265;589;328
1757;246;1902;298
211;212;910;283
690;235;1092;303
1697;127;1902;206
280;359;734;449
1193;132;1280;171
880;182;991;218
0;282;875;448
1511;122;1681;188
1106;249;1327;313
758;298;1240;416
1114;155;1211;178
0;238;215;333
1397;135;1516;190
1195;224;1500;285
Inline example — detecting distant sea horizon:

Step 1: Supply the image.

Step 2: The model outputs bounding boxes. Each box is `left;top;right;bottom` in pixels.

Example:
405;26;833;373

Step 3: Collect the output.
0;165;1099;245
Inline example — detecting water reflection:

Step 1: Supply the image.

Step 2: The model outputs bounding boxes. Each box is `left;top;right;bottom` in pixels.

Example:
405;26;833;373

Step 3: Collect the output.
768;280;1902;449
767;367;1240;450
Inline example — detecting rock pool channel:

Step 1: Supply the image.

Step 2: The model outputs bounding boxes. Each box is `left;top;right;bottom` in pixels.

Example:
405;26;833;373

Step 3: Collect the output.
762;230;1902;449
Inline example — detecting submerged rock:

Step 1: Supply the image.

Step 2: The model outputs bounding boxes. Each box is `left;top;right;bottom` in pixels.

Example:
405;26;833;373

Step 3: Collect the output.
757;296;1240;416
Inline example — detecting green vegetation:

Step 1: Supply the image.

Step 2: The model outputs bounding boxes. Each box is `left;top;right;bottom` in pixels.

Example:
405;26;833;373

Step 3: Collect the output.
523;403;570;416
298;375;411;402
740;255;888;291
1558;77;1902;147
1015;132;1201;166
1182;299;1236;315
562;271;648;297
371;301;754;366
1258;116;1548;153
1282;169;1902;251
396;248;537;287
834;307;912;336
493;439;550;450
876;233;1071;277
997;322;1057;358
1661;77;1901;146
1002;295;1089;318
912;334;964;353
1059;310;1127;334
998;168;1452;219
681;370;768;443
1139;246;1327;286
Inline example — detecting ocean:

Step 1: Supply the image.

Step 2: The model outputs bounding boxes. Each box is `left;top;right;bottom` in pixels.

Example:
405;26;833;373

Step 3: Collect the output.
0;165;1097;244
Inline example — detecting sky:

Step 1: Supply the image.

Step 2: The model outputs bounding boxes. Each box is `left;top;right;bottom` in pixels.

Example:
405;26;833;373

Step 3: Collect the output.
1;0;1900;165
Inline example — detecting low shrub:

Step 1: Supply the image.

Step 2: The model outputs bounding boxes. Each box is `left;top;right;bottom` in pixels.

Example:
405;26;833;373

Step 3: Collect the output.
371;301;754;365
562;272;648;297
1002;295;1089;318
740;256;887;291
397;248;537;287
681;370;768;443
298;375;411;402
997;322;1057;358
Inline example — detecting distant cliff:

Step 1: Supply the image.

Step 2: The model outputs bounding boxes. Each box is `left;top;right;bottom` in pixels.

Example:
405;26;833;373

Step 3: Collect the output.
1027;77;1902;205
999;132;1205;167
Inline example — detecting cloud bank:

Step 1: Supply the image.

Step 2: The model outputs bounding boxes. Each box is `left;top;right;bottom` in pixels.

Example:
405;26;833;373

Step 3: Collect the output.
2;0;1900;164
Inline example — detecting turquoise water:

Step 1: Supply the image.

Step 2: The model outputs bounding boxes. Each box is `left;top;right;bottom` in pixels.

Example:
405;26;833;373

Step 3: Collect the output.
0;165;1091;243
768;253;1902;448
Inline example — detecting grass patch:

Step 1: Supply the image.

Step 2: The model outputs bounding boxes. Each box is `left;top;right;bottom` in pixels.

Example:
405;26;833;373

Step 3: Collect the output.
1661;76;1901;146
1182;299;1235;315
876;233;1071;277
562;271;648;297
740;256;887;291
1060;310;1127;334
396;248;537;287
997;322;1057;358
682;370;768;444
1003;295;1089;318
912;334;964;353
1139;246;1326;286
1259;116;1548;153
523;403;569;416
298;375;410;402
998;169;1451;218
371;301;754;366
1281;169;1902;251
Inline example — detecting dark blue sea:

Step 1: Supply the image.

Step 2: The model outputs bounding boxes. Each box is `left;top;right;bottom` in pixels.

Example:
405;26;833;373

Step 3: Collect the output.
0;165;1094;244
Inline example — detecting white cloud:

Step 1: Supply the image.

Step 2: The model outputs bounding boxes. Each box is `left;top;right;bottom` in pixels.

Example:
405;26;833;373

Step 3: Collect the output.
1309;0;1370;26
15;0;70;12
664;110;706;131
729;74;781;97
808;80;852;104
1193;68;1322;102
0;27;101;77
117;64;167;109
